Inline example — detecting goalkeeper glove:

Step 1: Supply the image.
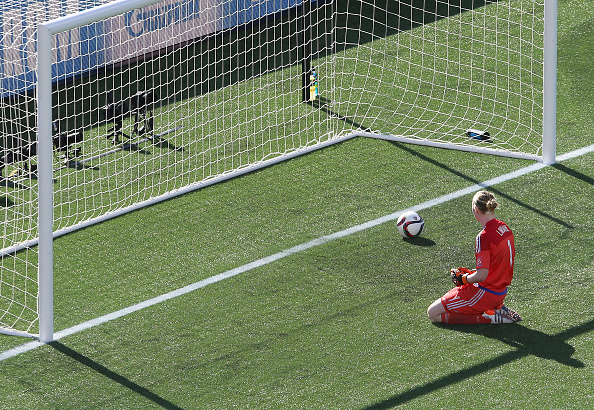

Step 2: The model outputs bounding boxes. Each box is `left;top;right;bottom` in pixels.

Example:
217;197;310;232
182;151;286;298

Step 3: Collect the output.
451;267;474;286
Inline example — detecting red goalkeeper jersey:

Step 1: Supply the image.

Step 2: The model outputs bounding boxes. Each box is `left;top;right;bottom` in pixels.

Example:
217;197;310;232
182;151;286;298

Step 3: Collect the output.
475;218;515;293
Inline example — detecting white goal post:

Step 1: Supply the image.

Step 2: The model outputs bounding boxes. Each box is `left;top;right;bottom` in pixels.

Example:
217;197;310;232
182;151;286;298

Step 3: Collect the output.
0;0;556;342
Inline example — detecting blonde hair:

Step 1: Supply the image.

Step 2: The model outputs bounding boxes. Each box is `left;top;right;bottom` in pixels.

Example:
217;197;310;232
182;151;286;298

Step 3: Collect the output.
473;190;499;214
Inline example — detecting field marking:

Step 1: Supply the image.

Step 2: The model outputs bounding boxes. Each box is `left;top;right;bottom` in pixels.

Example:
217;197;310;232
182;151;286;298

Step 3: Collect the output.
1;144;593;362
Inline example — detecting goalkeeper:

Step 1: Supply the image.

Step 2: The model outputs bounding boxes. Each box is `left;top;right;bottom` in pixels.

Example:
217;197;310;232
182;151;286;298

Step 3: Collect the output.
427;190;521;324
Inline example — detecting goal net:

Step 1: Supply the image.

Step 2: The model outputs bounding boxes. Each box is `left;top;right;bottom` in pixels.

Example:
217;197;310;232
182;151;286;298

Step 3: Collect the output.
0;0;552;341
334;0;552;160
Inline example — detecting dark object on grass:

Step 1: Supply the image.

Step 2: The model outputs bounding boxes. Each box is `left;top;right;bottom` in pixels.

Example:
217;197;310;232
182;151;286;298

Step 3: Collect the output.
130;90;154;137
1;141;38;177
466;129;490;141
103;92;129;144
53;121;84;161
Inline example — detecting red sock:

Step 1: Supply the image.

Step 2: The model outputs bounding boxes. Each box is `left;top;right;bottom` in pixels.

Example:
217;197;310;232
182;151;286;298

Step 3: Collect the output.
441;312;491;324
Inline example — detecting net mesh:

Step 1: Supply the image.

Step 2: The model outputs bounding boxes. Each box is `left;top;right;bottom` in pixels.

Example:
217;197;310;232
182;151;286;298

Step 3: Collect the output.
332;0;544;154
0;0;545;336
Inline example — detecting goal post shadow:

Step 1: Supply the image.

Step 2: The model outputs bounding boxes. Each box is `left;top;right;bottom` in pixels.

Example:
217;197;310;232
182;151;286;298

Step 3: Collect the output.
306;96;374;134
49;341;183;410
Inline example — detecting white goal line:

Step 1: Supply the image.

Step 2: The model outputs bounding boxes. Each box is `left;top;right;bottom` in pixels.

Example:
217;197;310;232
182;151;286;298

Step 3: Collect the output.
1;143;593;362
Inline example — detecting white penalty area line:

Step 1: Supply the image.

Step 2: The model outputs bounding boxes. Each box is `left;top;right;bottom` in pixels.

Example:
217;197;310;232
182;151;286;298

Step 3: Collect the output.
1;143;593;362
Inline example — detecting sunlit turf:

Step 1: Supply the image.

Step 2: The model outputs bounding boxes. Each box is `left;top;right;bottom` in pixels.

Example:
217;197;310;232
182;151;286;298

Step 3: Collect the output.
0;0;592;408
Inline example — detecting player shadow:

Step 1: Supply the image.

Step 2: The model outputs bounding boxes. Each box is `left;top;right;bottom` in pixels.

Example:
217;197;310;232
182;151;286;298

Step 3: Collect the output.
51;159;100;173
121;142;152;155
390;141;574;229
121;138;184;154
64;160;100;171
442;321;587;368
362;319;592;409
152;136;185;152
49;341;184;410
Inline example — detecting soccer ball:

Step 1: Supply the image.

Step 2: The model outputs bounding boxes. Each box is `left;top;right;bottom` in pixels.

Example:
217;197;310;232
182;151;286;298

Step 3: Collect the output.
396;211;424;238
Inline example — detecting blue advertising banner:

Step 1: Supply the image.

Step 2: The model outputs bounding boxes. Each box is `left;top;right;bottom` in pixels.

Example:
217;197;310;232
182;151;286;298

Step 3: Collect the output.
0;0;304;98
221;0;299;30
0;0;103;96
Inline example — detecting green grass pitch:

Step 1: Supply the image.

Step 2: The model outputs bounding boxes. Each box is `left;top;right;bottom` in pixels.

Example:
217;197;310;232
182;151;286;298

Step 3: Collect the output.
0;0;592;408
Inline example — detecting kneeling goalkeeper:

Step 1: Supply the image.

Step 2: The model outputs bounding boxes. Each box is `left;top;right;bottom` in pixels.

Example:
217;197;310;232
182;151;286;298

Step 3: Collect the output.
427;190;521;324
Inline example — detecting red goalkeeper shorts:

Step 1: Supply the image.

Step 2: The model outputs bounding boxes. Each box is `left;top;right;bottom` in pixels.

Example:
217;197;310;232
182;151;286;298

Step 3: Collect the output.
441;283;506;315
